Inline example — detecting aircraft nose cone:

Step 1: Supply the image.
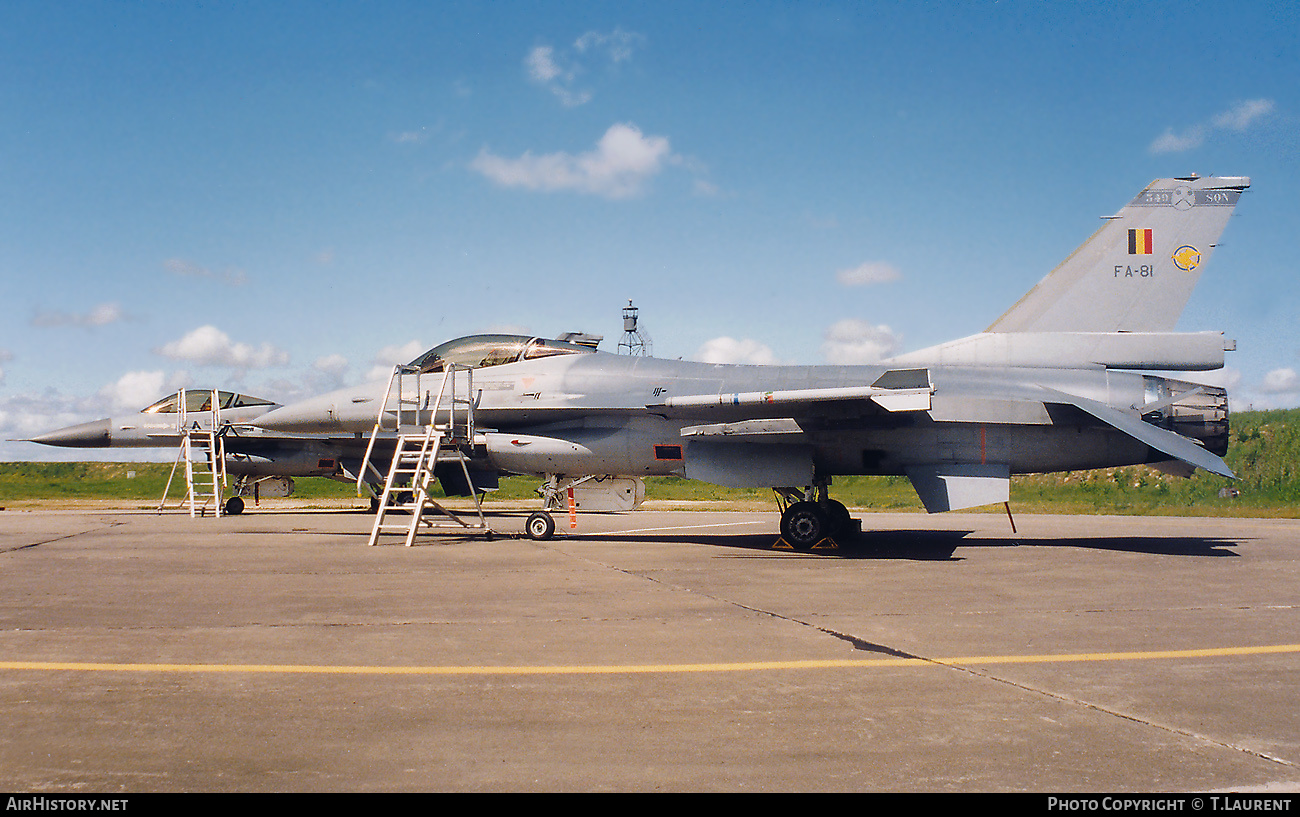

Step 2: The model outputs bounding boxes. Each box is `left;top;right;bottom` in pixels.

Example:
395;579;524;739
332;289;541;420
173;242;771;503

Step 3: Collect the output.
254;398;338;433
27;418;112;447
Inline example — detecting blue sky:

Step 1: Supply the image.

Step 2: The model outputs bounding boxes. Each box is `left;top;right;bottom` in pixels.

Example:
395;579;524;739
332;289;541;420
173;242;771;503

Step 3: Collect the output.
3;1;1297;461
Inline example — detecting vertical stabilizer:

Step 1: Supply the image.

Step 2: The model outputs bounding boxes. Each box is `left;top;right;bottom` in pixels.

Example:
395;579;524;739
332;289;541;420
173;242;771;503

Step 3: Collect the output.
987;176;1249;333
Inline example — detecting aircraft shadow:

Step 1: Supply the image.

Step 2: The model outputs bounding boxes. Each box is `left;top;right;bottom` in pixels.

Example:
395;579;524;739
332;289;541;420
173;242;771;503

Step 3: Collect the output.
961;534;1243;558
561;528;1244;560
568;529;971;561
297;508;1245;559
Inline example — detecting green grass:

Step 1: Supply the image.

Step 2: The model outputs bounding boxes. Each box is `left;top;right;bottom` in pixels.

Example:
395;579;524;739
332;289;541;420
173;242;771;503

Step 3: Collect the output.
4;409;1298;517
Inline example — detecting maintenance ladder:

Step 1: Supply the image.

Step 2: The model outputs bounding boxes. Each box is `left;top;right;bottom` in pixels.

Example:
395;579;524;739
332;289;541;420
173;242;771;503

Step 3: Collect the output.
364;364;491;546
158;389;227;517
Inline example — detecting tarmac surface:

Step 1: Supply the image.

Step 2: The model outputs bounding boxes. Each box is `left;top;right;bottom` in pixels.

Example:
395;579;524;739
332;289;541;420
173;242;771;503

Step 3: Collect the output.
1;503;1298;792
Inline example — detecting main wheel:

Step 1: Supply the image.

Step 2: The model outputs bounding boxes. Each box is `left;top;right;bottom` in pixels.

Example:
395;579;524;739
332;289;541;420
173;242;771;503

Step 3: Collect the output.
781;502;827;551
823;499;852;537
525;511;556;541
223;496;245;515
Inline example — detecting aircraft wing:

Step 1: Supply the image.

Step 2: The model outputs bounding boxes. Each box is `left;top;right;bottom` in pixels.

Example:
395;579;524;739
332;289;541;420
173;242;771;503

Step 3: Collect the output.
650;367;1232;483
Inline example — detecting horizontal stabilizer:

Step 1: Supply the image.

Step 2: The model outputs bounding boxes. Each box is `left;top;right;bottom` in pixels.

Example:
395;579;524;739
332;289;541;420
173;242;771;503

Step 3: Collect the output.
1040;387;1234;478
905;463;1010;513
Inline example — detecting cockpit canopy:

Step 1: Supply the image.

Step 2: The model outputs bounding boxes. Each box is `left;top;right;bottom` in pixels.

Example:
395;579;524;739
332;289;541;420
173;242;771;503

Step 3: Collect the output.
406;334;596;374
141;390;278;414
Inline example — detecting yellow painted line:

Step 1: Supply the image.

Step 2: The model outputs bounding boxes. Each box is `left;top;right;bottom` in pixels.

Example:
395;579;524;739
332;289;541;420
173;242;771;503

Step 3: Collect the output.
1;644;1297;677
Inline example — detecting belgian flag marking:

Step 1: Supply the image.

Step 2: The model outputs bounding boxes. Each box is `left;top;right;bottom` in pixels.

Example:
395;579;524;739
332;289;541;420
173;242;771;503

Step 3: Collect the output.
1128;228;1153;255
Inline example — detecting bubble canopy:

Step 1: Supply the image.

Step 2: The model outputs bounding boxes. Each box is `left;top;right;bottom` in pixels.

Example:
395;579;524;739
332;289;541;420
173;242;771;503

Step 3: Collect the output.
405;334;595;374
140;390;278;414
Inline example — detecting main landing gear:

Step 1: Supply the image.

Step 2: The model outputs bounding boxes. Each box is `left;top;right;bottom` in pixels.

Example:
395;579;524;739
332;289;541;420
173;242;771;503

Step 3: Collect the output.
776;483;855;551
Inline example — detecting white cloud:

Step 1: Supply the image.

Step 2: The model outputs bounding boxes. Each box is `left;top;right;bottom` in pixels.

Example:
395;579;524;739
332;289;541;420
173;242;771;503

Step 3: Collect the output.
1188;366;1241;393
0;392;99;451
1189;366;1300;412
574;28;645;63
693;178;721;197
313;353;349;378
155;325;290;369
693;337;779;365
526;45;565;83
309;355;350;390
526;29;644;107
1260;367;1299;394
821;319;901;364
1149;126;1206;154
31;301;129;328
0;385;190;462
365;339;426;381
1212;98;1275;132
1149;98;1275;154
372;340;426;365
836;261;901;287
471;123;675;199
97;370;191;414
164;257;248;286
526;45;591;107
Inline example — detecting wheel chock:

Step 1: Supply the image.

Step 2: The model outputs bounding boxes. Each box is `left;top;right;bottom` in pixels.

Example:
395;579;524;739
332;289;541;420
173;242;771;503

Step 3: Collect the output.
772;537;839;551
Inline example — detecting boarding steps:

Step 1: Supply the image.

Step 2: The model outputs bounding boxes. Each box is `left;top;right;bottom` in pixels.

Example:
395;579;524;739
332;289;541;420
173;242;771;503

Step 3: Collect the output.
158;389;227;517
364;364;491;546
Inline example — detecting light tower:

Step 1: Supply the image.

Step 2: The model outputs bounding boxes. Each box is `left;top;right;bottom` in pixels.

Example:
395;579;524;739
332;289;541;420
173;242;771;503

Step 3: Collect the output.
617;300;652;356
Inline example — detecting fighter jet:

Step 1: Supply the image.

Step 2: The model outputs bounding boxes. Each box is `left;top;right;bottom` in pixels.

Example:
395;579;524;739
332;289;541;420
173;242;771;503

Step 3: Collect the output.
25;389;361;514
25;335;613;514
253;175;1249;546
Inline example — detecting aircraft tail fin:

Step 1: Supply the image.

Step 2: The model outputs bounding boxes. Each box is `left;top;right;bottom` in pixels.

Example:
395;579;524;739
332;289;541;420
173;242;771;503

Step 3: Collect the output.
987;176;1249;333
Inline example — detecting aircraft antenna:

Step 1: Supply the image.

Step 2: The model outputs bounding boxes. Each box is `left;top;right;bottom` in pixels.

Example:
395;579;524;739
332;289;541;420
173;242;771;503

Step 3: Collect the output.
618;300;653;356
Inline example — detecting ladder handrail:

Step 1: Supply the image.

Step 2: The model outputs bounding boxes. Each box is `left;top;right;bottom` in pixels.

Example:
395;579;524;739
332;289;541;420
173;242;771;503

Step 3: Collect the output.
356;363;426;493
158;388;225;517
357;364;477;492
356;366;402;493
365;363;490;546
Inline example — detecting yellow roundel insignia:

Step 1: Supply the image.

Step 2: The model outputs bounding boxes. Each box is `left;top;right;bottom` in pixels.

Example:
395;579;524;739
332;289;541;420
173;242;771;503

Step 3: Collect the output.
1171;245;1202;272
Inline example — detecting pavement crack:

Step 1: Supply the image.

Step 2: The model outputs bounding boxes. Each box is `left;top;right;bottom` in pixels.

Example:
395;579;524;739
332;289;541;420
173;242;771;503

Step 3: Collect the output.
2;520;126;553
935;661;1298;770
546;546;1298;770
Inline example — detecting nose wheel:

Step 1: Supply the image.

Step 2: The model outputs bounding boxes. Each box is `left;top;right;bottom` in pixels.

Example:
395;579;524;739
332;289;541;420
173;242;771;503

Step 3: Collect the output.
525;511;556;541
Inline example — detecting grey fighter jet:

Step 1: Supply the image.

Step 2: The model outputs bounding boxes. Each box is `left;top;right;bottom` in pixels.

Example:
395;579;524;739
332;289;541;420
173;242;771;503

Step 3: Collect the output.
253;175;1250;546
25;389;360;514
25;338;609;514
